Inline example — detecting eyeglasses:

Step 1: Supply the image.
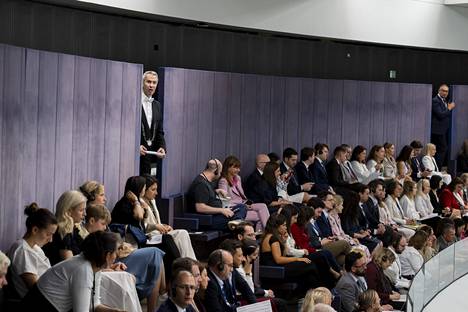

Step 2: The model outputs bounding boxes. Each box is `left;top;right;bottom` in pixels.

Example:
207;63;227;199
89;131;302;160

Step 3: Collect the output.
176;284;197;291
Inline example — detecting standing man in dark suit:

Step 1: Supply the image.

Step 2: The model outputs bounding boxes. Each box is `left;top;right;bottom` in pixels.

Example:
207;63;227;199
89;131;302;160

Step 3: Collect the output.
431;84;455;168
157;270;197;312
140;71;166;175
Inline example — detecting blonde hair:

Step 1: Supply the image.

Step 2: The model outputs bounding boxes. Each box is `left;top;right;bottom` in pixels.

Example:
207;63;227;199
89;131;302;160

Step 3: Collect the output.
372;247;395;267
79;180;104;203
333;194;344;213
0;251;10;269
416;178;430;197
424;143;436;156
302;287;333;312
402;180;416;199
56;190;88;239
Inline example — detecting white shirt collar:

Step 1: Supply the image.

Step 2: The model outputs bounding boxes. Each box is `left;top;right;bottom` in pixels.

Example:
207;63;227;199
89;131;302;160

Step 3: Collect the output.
369;195;378;206
302;161;310;169
282;161;291;170
257;168;263;175
170;298;187;312
142;92;153;103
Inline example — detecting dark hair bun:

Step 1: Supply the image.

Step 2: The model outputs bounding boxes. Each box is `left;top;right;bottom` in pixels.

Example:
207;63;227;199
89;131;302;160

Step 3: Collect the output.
24;202;40;216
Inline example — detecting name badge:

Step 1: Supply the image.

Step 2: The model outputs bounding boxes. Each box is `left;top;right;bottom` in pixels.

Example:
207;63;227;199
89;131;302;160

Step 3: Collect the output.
147;140;152;147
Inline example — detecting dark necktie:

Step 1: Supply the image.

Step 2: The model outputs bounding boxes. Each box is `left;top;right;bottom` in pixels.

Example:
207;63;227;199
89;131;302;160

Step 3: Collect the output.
395;199;404;218
357;279;367;292
347;162;358;181
223;280;235;305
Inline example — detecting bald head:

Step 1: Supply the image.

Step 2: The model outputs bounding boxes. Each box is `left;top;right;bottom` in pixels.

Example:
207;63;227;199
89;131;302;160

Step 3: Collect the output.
204;158;222;180
255;154;270;171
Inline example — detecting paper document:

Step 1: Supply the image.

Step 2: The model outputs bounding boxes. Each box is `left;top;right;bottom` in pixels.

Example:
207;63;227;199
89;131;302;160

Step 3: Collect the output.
146;234;162;245
394;294;407;302
396;279;410;289
419;213;439;221
237;300;272;312
145;151;165;157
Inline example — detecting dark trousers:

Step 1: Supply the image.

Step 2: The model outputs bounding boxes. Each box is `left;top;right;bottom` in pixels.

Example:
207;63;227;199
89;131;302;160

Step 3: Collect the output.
431;133;448;167
21;284;58;312
211;204;247;230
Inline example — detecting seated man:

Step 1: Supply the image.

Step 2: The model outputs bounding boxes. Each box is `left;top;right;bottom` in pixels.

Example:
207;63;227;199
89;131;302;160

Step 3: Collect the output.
157;270;197;312
311;143;332;193
187;159;246;230
326;145;360;195
340;144;360;184
204;249;245;312
436;223;457;252
410;140;430;181
336;251;394;312
280;147;314;198
244;154;270;202
308;198;351;265
295;147;318;194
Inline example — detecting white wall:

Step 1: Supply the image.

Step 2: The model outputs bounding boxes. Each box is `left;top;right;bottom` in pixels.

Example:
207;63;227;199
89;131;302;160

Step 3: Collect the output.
75;0;468;51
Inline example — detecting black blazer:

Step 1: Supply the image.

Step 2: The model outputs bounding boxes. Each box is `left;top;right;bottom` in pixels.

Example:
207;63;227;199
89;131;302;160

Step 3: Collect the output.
244;169;263;201
311;160;330;193
363;200;381;231
431;95;452;135
315;213;333;238
429;190;442;214
306;222;324;249
156;299;196;312
204;269;256;312
280;162;302;195
141;99;166;151
411;156;425;181
326;159;348;188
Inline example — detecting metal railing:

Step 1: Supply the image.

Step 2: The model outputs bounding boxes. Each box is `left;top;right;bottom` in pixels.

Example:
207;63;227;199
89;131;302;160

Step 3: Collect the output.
406;237;468;311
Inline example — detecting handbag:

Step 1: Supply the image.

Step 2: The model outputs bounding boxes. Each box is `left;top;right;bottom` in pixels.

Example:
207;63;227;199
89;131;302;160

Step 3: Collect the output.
109;223;148;248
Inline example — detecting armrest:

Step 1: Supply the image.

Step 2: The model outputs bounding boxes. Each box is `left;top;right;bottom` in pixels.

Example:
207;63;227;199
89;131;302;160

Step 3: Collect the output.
259;265;285;279
183;213;213;226
173;217;199;231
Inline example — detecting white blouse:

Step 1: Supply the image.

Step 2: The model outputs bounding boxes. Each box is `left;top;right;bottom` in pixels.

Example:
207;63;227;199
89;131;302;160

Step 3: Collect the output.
8;239;51;298
400;195;420;220
37;254;102;312
400;246;424;276
351;161;381;184
414;194;434;217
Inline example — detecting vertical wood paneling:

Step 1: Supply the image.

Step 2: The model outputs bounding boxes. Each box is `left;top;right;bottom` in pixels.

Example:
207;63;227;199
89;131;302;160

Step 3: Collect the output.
36;51;58;209
451;85;468;161
159;67;432;198
0;44;142;250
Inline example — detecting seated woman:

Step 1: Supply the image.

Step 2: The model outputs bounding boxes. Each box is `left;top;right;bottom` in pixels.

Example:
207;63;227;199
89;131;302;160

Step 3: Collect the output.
341;193;381;253
218;156;270;231
439;178;468;215
52;190;165;312
301;287;335;312
251;162;292;213
86;203;166;312
328;195;371;261
365;248;401;308
366;145;385;179
22;231;125;312
383;142;397;180
140;176;196;259
290;205;342;281
384;180;417;229
415;178;435;218
396;145;414;184
8;203;57;298
429;175;444;215
400;180;420;220
419;225;437;261
350;146;381;184
260;213;324;295
400;230;427;279
422;143;452;185
355;289;388;312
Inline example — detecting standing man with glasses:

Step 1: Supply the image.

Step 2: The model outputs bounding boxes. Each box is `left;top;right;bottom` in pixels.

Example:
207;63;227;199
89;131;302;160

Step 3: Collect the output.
431;84;455;168
140;71;166;175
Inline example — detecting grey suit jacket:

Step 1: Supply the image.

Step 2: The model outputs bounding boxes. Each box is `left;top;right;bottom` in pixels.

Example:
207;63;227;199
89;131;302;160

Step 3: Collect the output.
335;272;363;312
